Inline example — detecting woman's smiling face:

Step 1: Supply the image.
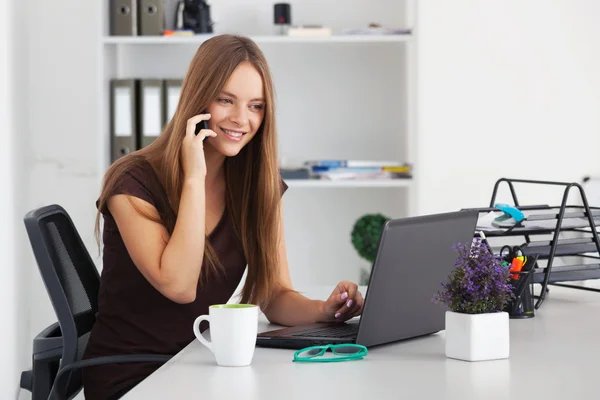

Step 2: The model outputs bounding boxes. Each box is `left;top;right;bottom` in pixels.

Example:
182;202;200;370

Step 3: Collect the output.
204;61;266;157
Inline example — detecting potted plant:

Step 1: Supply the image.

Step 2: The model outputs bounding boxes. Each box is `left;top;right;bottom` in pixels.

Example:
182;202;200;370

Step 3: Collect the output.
432;238;514;362
351;213;390;285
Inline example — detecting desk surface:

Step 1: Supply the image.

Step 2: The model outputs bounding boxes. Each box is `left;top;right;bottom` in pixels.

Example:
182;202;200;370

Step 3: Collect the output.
123;285;600;400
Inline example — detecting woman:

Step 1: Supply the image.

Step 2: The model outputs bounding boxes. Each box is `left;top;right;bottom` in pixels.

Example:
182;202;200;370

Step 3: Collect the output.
83;34;364;399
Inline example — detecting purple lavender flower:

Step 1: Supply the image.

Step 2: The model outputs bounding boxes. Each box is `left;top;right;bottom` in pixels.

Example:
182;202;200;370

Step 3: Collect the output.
432;238;515;314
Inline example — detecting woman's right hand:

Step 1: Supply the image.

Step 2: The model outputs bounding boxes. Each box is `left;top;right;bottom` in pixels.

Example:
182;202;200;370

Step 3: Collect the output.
182;114;217;180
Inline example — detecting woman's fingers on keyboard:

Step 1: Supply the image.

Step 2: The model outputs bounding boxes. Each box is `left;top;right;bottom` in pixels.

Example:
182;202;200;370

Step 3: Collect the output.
335;290;363;320
348;291;364;318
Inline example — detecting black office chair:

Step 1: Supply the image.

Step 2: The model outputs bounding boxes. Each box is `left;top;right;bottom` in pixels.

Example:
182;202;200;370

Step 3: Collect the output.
19;204;171;400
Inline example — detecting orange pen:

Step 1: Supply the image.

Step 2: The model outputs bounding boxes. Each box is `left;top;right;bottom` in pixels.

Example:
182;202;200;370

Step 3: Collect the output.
510;256;525;280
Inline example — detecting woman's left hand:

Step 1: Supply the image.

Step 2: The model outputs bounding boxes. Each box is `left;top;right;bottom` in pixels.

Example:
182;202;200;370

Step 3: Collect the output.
320;281;364;322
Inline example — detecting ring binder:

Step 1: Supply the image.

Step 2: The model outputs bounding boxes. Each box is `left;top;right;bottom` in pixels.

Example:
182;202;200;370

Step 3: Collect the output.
110;0;138;36
163;79;183;125
110;79;138;162
139;79;165;148
139;0;166;36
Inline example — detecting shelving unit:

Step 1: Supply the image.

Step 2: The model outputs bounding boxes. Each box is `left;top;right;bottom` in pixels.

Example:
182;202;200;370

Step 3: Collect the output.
98;0;417;286
286;179;413;188
102;34;412;45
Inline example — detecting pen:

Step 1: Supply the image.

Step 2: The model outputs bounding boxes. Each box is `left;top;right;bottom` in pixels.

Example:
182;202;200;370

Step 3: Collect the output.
510;256;525;280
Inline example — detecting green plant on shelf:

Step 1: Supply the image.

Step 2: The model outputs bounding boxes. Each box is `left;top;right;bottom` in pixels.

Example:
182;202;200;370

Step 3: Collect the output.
351;213;390;285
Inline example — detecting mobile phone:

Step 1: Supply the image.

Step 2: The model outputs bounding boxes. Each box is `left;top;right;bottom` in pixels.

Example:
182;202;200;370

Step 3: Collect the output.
194;111;210;140
194;120;208;136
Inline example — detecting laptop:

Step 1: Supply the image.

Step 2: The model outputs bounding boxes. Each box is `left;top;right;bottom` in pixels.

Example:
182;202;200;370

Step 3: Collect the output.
256;210;479;350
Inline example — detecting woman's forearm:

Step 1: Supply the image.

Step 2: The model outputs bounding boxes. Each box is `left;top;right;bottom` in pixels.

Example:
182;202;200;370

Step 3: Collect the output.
263;290;326;326
160;178;206;302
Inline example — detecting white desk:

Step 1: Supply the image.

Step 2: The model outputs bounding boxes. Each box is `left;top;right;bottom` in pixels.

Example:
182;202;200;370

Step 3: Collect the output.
123;286;600;400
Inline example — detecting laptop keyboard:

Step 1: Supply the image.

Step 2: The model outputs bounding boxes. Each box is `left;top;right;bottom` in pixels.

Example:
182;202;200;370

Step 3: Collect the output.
290;324;358;338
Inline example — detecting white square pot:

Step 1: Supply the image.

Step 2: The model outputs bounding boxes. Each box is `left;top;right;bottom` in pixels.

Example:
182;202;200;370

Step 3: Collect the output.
445;311;509;361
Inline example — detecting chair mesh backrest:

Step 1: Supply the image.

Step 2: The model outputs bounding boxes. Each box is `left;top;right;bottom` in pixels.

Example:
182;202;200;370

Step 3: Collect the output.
43;216;97;317
34;210;100;365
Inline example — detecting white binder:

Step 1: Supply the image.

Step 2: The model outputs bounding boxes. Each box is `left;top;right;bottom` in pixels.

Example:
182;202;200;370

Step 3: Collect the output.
139;79;164;148
163;79;183;126
110;79;138;162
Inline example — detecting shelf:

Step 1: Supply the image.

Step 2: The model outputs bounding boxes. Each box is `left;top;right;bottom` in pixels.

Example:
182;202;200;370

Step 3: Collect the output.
478;218;600;237
102;34;412;45
520;238;600;259
533;264;600;284
285;179;412;188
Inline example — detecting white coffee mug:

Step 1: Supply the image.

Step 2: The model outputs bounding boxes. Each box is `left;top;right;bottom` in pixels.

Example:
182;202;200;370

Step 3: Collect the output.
193;304;258;367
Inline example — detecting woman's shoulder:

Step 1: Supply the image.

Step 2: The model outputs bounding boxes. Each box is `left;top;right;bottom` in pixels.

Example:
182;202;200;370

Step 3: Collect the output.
120;156;158;186
113;156;159;192
98;155;164;213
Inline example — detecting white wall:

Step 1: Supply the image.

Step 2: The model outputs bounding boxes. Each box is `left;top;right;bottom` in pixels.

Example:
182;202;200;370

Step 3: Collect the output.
0;0;18;397
5;0;36;397
416;0;600;215
1;0;29;398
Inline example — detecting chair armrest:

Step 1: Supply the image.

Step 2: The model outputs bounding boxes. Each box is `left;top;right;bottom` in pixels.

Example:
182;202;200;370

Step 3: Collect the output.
20;369;33;391
50;354;172;400
32;321;63;354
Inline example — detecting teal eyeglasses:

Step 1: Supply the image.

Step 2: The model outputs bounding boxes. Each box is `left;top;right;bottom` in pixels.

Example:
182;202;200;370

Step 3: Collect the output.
293;344;368;363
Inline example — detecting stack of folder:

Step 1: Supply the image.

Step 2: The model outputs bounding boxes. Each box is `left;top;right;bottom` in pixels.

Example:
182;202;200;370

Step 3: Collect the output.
110;78;183;162
110;0;166;36
302;160;412;180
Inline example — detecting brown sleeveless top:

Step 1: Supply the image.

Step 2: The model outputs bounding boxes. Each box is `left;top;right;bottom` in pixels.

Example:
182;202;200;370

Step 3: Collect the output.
83;158;287;400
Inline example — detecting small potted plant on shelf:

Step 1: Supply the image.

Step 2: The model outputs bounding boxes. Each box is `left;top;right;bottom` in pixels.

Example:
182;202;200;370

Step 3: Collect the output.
432;238;514;362
351;213;390;285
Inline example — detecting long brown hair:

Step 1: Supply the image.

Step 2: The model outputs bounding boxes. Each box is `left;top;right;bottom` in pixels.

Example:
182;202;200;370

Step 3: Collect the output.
95;34;283;307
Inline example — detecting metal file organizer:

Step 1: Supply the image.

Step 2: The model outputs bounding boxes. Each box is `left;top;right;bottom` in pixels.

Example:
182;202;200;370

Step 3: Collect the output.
463;178;600;310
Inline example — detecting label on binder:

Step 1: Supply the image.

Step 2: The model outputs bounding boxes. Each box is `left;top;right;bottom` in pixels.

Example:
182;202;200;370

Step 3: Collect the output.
167;85;182;123
115;87;132;137
143;86;162;137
